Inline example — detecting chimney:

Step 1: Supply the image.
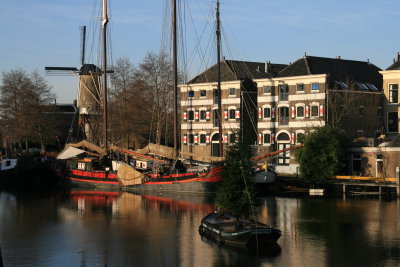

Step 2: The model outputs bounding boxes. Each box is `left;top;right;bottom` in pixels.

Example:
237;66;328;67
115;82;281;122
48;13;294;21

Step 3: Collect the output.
265;60;271;73
397;52;400;62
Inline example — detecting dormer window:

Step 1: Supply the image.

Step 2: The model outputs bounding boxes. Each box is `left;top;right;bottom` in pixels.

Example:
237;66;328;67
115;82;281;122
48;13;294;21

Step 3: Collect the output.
366;83;379;91
335;81;347;89
357;83;369;91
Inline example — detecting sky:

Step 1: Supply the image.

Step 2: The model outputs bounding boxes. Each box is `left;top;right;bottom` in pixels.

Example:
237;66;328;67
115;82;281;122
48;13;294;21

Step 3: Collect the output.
1;0;400;104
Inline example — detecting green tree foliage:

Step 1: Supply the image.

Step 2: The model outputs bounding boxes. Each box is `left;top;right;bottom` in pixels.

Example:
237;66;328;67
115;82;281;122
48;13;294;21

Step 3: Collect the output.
215;142;259;217
294;126;348;181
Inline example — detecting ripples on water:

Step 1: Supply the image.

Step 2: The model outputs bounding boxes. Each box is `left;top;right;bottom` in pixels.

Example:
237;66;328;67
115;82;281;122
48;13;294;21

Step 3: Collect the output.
0;189;399;266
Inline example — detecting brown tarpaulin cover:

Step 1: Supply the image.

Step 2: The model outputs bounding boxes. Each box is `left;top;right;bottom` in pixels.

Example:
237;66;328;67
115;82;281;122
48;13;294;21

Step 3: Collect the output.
66;140;107;157
117;163;145;186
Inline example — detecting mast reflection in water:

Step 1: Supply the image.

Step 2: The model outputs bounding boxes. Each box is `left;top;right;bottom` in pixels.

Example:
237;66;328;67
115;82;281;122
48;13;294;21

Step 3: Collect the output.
0;190;399;266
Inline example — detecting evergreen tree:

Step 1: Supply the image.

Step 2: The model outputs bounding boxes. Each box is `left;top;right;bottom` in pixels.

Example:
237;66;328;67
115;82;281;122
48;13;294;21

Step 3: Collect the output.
215;141;259;217
294;126;348;181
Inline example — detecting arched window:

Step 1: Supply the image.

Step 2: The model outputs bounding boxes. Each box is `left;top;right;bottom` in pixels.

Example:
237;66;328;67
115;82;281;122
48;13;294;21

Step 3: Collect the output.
277;132;290;141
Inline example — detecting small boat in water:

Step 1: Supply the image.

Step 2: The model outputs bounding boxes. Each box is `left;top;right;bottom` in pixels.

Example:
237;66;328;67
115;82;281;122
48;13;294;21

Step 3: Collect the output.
199;212;281;248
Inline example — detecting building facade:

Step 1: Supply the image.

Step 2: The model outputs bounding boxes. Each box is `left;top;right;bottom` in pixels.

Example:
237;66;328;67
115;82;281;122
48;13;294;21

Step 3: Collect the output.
180;56;383;175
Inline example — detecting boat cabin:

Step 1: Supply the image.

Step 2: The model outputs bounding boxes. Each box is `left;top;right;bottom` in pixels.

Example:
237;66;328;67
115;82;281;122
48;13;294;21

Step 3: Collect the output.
67;158;103;172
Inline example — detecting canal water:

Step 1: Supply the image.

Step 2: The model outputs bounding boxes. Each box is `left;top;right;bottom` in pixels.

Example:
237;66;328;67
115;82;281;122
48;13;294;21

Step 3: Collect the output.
0;189;399;267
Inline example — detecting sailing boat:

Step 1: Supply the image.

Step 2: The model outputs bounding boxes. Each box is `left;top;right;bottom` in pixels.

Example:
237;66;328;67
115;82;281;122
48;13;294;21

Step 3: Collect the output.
51;0;119;188
116;0;224;194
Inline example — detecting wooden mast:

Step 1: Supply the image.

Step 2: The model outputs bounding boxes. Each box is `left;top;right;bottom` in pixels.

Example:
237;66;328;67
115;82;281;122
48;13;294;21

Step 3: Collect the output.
173;0;179;156
102;0;109;150
216;0;223;157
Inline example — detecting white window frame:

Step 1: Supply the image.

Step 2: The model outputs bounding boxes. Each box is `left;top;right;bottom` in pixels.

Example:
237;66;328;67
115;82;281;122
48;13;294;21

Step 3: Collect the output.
187;108;195;121
262;104;272;120
295;103;305;119
228;88;236;97
310;103;319;118
199;107;207;122
389;84;398;104
296;83;305;93
262;85;272;95
311;82;320;92
228;106;237;121
199;89;207;98
262;130;272;146
199;131;207;145
295;130;305;144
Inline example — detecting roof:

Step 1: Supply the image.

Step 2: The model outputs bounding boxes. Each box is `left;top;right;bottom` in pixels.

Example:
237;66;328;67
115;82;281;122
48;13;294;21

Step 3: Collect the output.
44;104;77;113
277;56;382;89
188;60;287;84
386;60;400;70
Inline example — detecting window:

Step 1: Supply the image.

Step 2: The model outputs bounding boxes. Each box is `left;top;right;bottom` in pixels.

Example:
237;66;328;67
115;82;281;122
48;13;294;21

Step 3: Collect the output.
311;105;319;117
263;86;271;94
213;89;219;105
200;110;206;120
279;107;289;125
263;107;271;119
188;134;194;144
296;106;304;118
311;83;319;91
296;83;304;92
188;110;194;121
352;154;361;173
200;90;207;97
357;83;369;91
263;133;271;144
389;84;398;103
388;112;398;132
229;133;236;143
213;110;219;127
279;84;289;101
366;83;379;91
296;133;305;143
335;81;347;89
188;90;195;97
229;88;236;96
229;109;236;120
199;134;206;144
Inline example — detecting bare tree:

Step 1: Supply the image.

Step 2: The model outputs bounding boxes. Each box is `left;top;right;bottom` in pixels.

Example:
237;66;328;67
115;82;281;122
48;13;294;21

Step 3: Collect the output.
327;82;362;130
0;69;56;151
134;52;174;145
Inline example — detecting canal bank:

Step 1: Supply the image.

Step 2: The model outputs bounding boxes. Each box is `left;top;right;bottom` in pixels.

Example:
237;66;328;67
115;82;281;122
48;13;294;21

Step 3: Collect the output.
267;174;400;199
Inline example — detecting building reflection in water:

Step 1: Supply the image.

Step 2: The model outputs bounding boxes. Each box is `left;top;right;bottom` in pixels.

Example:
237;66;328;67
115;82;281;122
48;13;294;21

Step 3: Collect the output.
0;190;399;266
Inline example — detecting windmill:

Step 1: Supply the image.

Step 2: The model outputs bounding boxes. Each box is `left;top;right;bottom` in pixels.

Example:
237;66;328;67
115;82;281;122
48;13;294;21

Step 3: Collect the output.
45;26;103;144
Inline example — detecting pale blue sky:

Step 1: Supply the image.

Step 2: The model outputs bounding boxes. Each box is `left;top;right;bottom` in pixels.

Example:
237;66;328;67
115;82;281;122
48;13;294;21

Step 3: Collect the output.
1;0;400;103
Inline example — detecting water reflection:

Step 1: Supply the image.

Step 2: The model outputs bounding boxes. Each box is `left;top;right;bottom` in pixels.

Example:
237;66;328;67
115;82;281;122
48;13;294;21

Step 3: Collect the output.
0;190;399;266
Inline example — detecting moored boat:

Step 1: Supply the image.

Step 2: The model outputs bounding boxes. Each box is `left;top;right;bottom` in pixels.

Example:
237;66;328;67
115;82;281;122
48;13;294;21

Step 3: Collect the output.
198;212;281;248
54;141;119;188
